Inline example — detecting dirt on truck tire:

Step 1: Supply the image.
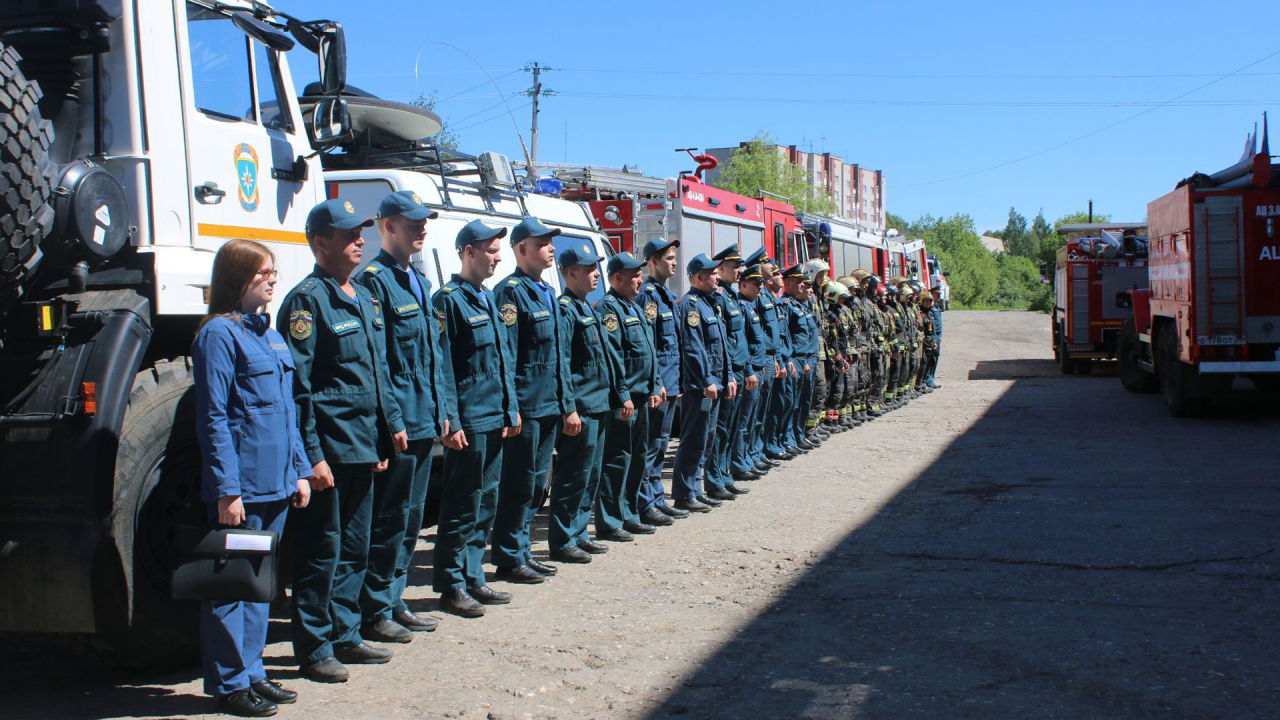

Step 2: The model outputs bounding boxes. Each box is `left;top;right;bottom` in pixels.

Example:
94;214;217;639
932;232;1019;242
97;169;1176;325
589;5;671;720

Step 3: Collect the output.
0;41;57;313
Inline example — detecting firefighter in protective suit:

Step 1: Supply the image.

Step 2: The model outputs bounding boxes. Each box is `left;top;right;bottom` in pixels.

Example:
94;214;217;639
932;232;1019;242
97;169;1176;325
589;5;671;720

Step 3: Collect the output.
820;281;849;432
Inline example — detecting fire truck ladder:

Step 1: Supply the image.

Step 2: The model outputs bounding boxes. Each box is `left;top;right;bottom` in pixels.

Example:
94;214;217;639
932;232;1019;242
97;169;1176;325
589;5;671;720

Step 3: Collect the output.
518;162;668;199
1194;196;1245;340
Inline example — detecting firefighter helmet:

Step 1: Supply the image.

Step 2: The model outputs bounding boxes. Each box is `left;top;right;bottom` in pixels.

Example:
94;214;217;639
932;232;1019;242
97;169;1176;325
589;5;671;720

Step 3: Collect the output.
824;281;849;304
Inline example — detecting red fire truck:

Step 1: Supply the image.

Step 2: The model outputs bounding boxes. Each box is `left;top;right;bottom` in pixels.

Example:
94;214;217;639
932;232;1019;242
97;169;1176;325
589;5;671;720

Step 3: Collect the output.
1116;130;1280;415
798;213;905;282
541;157;800;294
1050;222;1151;374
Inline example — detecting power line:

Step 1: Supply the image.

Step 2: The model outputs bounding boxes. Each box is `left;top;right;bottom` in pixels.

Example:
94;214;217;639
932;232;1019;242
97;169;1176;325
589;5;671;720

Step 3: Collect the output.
448;92;525;126
454;102;533;132
555;67;1280;81
555;91;1277;108
892;47;1280;190
437;68;520;104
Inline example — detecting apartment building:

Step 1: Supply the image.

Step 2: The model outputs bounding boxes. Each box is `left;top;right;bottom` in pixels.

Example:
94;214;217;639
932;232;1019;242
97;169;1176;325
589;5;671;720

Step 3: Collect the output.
703;141;886;231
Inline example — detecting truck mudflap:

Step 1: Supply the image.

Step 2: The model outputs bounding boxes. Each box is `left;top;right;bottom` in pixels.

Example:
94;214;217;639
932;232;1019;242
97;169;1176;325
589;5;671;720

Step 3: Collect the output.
0;289;151;633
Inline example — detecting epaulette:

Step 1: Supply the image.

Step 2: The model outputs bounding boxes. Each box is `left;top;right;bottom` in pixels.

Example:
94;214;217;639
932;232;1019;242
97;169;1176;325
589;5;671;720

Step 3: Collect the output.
506;278;519;285
363;265;380;274
558;296;571;304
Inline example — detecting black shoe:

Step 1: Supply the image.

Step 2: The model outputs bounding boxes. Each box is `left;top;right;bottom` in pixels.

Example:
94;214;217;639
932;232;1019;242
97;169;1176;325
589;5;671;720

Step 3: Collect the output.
440;588;486;617
765;452;789;461
623;521;657;535
549;546;593;563
495;564;546;584
642;507;675;526
393;609;438;632
579;540;610;554
528;558;559;576
757;458;779;469
334;642;392;665
796;439;818;451
363;619;413;644
659;503;690;518
597;528;634;542
734;469;762;481
216;689;278;717
725;483;750;495
469;585;513;605
701;486;732;504
786;445;808;455
250;679;297;705
674;498;712;513
299;657;349;684
703;488;734;502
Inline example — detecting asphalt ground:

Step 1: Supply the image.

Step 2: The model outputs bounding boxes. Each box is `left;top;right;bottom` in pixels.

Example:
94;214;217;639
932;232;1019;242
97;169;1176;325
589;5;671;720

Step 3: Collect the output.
1;310;1277;719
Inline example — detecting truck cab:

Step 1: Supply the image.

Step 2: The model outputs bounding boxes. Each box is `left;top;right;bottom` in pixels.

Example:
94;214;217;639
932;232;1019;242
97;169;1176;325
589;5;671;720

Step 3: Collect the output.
1050;222;1149;374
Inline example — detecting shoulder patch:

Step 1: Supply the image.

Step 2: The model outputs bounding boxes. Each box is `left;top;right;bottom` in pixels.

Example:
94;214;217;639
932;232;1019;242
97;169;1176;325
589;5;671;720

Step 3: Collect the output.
363;265;380;274
506;278;519;285
644;301;658;321
435;310;446;333
500;302;518;326
289;310;313;340
559;296;571;305
603;313;619;332
686;309;701;328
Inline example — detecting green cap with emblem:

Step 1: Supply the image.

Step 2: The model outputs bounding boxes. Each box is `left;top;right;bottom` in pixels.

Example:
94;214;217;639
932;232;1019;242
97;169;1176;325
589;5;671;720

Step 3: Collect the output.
606;251;644;275
376;190;438;220
511;216;561;245
306;198;374;234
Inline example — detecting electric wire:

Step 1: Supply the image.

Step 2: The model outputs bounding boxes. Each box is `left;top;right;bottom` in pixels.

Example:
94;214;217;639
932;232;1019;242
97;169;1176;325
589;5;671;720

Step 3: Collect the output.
892;48;1280;189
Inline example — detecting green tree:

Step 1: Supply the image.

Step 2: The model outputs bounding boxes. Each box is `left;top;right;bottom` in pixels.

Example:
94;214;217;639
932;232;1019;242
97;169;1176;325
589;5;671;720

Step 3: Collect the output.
412;92;460;150
913;213;998;307
711;132;835;214
1001;207;1037;259
885;212;910;235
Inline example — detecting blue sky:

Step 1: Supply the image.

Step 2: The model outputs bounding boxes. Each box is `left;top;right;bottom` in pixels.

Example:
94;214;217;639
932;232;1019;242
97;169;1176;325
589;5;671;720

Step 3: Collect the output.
280;0;1279;233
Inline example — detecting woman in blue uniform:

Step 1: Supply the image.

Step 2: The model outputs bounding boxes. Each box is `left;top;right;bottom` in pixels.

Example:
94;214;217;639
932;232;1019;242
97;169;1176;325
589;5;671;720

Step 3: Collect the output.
192;239;312;717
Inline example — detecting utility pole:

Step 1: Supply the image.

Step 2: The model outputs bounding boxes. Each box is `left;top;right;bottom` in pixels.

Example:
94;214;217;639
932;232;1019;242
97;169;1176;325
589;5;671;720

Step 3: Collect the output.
524;62;555;165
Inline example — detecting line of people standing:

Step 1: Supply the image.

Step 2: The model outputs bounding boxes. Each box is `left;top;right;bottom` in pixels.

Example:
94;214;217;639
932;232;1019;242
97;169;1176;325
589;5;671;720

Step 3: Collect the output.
191;191;945;716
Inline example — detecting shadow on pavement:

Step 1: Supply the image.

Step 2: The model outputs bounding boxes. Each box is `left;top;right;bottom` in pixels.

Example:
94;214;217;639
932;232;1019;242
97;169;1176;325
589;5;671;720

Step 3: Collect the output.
643;366;1280;720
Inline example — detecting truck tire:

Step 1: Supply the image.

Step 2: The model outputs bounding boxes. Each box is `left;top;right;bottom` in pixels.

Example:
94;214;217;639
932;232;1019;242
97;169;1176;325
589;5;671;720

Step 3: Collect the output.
1157;324;1208;417
72;359;203;668
1118;322;1157;393
0;41;57;311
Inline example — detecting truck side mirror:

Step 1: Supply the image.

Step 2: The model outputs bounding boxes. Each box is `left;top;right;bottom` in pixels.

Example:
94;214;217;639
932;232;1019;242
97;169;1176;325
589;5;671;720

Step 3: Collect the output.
310;97;350;146
318;23;347;95
1115;292;1132;309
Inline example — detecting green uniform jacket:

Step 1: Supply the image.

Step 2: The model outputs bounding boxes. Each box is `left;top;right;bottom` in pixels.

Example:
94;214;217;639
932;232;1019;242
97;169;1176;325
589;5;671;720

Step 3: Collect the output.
783;294;818;364
433;275;519;433
358;252;457;442
739;290;767;378
495;267;575;420
595;289;659;398
278;266;405;466
714;280;749;378
559;290;624;415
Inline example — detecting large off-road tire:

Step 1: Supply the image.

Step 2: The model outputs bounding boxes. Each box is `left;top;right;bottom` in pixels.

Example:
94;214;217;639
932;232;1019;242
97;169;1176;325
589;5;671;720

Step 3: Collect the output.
1118;322;1158;393
1157;324;1208;418
0;41;57;312
70;359;204;668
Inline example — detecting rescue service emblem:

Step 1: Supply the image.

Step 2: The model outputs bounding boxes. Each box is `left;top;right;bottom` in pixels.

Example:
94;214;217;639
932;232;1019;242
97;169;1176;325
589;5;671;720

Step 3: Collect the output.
603;313;619;332
435;310;446;333
343;201;355;214
686;309;700;327
234;143;258;212
288;309;313;340
645;301;658;321
582;244;590;254
412;192;422;205
500;303;518;327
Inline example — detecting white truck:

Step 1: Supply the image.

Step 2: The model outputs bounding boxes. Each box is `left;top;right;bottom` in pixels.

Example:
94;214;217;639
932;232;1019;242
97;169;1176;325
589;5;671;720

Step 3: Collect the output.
0;0;609;666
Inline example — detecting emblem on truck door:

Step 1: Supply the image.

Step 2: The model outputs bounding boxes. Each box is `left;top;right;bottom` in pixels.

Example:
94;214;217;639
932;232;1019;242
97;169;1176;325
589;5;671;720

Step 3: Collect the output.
235;143;259;212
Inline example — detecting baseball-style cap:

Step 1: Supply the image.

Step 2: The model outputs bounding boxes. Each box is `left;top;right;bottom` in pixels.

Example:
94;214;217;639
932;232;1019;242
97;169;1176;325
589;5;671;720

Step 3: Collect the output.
376;190;438;221
642;236;680;261
712;243;742;263
606;250;644;275
306;198;374;234
558;241;602;268
781;264;805;280
744;247;773;266
455;219;508;251
686;253;721;275
511;216;562;245
741;264;764;282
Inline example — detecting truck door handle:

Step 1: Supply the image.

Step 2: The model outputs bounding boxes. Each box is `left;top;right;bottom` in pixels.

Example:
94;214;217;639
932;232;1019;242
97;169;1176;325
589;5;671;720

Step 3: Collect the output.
195;182;226;204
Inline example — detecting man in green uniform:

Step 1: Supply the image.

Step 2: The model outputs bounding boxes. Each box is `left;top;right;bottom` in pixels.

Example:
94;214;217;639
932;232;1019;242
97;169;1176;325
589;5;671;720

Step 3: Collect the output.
490;217;575;585
357;191;453;644
705;244;752;500
594;251;662;541
432;220;520;618
548;243;626;562
280;198;408;682
803;261;831;442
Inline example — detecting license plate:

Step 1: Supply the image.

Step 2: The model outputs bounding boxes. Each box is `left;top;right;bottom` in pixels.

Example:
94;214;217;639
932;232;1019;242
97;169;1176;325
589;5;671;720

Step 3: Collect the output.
1197;335;1245;346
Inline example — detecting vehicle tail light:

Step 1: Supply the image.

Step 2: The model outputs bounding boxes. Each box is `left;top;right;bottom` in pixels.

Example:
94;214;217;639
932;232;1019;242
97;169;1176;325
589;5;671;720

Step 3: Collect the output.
82;382;97;415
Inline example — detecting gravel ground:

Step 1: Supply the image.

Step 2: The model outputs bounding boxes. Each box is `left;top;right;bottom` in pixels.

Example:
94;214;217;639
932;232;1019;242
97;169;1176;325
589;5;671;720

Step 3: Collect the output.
2;310;1278;719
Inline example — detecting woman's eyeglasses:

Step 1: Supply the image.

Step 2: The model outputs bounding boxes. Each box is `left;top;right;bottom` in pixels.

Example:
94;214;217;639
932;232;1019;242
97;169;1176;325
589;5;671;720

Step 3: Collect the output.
255;269;279;278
